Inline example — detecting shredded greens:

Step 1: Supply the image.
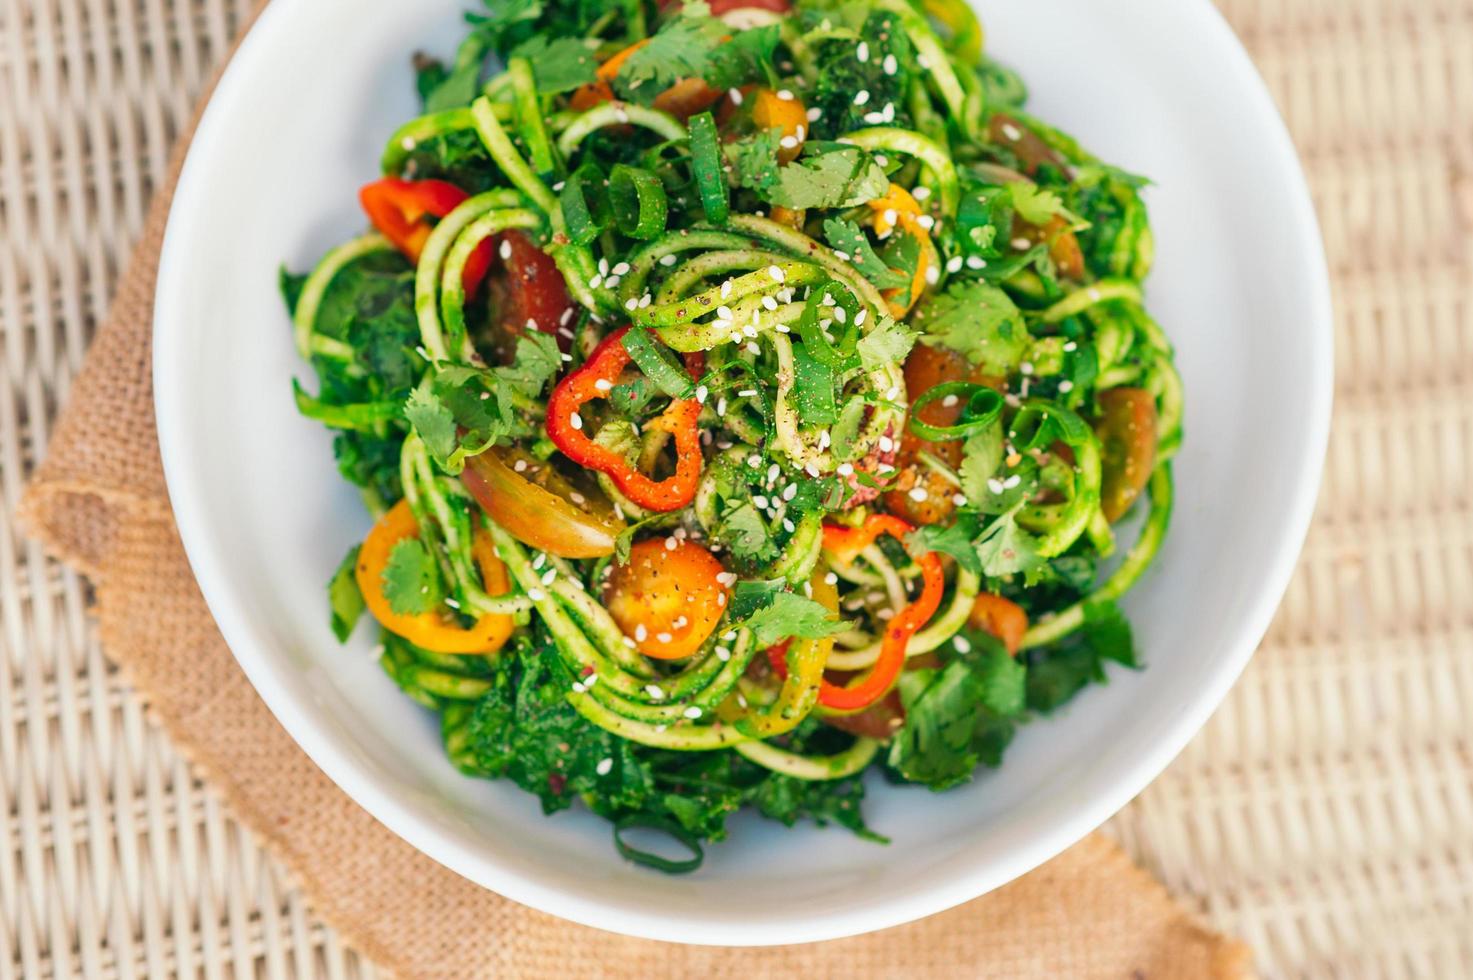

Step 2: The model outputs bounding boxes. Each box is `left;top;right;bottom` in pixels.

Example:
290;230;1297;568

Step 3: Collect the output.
285;0;1181;873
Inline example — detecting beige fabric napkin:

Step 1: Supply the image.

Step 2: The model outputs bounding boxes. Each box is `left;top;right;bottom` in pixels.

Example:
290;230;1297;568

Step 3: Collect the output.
19;8;1251;977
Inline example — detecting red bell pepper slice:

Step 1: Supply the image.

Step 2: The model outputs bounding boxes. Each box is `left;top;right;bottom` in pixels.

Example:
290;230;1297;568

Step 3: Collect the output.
358;178;492;299
545;327;705;513
767;514;945;711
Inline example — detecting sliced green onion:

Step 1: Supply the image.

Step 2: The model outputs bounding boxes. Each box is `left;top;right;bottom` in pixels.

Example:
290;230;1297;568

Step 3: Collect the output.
613;817;704;874
907;382;1004;441
608;164;668;240
559;164;609;248
798;280;862;369
688;111;729;225
621;328;695;399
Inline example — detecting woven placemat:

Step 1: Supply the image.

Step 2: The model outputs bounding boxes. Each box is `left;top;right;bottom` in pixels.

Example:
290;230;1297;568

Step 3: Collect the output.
2;0;1471;977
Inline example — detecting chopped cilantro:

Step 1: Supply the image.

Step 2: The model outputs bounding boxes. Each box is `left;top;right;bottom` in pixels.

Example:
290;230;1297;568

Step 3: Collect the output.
381;537;442;616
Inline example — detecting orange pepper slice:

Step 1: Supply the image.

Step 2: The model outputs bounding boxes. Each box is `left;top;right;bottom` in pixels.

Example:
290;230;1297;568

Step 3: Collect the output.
356;499;515;654
866;184;933;318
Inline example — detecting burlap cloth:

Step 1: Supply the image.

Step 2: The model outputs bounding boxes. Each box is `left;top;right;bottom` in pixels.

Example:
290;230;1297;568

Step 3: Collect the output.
15;5;1253;978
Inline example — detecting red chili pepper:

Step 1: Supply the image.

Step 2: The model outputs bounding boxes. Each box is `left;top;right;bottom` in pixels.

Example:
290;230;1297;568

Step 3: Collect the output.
767;515;945;712
545;327;705;513
359;178;492;299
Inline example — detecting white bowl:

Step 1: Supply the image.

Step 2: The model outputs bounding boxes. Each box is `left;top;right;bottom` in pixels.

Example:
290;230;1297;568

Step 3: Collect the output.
154;0;1331;946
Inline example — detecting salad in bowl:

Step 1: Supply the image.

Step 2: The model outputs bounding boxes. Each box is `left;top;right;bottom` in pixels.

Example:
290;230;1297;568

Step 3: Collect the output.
284;0;1181;872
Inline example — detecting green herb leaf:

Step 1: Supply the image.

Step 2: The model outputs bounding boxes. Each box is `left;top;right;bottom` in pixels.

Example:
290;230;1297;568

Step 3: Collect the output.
730;137;889;210
856;316;917;373
404;384;458;463
381;537;441;616
509;36;599;94
425;33;492;111
974;509;1042;578
914;280;1030;376
906;521;982;576
1009;182;1066;227
730;581;852;647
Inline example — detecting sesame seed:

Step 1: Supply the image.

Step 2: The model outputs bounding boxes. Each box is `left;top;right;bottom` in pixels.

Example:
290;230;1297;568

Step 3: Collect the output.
953;493;968;506
1063;341;1078;352
857;41;870;62
779;135;799;149
589;274;604;288
596;758;613;776
665;536;679;550
878;435;895;452
1020;361;1035;376
753;495;770;509
854;308;867;326
883;54;898;75
716;645;732;662
767;463;781;483
646;683;665;699
569;412;583;430
514;459;528;473
659;253;678;266
695;384;709;404
748;455;762;468
768;265;786;282
1011;238;1033;251
988;478;1005;495
942;394;959;407
594;378;612;392
1002;123;1023;142
720;279;733;298
656;632;673;643
966;256;987;270
782;518;795;533
777;89;795;101
854;90;871;106
540;568;557;586
782;483;797;501
909;486;929;502
746;342;761;355
946;256;964;274
716;396;728;415
1059;380;1075;393
807;107;823;122
625;298;639;311
1003;474;1022;490
953;635;972;653
528;588;545;601
863;111;886;125
729;88;744;105
837;462;854;476
499;240;513;260
824;572;839;586
684;706;703;719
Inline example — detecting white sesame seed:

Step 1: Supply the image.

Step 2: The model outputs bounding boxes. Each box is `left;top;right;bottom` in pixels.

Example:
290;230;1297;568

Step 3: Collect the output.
855;308;868;326
569;412;583;430
594;378;612;392
1011;238;1033;251
782;483;797;501
777;89;795;101
596;758;613;775
857;41;869;62
1059;380;1075;393
953;635;972;653
720;279;733;299
683;706;703;719
854;90;871;106
729;88;744;105
656;632;673;643
1002;123;1023;142
988;478;1005;495
625;298;639;311
779;135;799;150
527;588;545;601
953;493;968;506
768;265;786;282
753;495;770;509
883;53;898;75
541;568;557;586
659;253;678;266
716;645;732;662
646;683;665;699
746;341;761;355
499;240;512;260
863;111;886;125
837;462;854;476
942;394;959;407
1020;361;1035;376
946;255;964;274
665;536;679;550
514;458;528;473
807;106;823;122
589;274;604;288
966;256;987;270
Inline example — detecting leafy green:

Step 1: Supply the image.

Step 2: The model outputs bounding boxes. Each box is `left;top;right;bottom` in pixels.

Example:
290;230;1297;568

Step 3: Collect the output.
823;218;909;289
906;521;983;576
452;634;880;846
1009;182;1067;227
612;9;778;102
424;33;492;111
888;633;1026;789
856;316;917;373
974;509;1042;579
803;10;914;140
510;36;599;94
404;333;562;471
381;538;441;615
729;136;889;210
913;280;1029;376
327;546;365;642
1024;601;1138;712
729;580;853;646
469;0;611;55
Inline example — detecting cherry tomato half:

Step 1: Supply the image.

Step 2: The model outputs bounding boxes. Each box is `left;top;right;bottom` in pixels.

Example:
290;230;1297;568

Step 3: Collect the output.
1096;387;1158;522
604;538;730;660
462;447;625;559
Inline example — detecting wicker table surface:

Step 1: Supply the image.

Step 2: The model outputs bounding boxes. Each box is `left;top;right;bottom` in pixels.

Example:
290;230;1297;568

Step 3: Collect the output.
3;1;1471;977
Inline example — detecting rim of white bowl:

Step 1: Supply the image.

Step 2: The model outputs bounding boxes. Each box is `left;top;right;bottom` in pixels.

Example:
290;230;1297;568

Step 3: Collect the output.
154;0;1333;947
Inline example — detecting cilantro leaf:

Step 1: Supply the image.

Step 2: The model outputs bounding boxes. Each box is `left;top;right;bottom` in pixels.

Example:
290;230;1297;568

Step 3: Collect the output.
1009;182;1066;227
974;509;1042;578
887;634;1026;789
327;545;365;642
614;12;725;99
906;521;983;576
509;36;599;94
958;426;1004;506
381;538;441;616
1024;601;1139;712
856;317;917;373
405;332;561;472
730;581;852;646
913;280;1030;376
404;384;458;463
823;218;908;289
730;137;888;210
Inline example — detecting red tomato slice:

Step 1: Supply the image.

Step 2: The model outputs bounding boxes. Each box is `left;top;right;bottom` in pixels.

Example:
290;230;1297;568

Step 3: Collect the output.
1096;388;1158;522
484;230;577;361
